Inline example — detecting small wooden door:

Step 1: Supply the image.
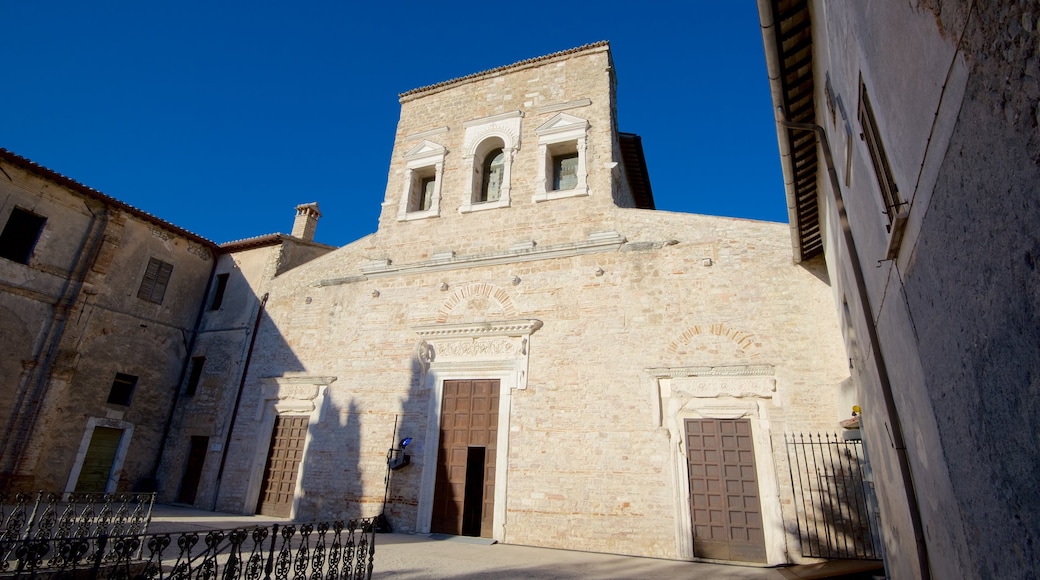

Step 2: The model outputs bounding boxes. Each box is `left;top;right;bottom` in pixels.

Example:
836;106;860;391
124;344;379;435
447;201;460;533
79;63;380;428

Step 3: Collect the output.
256;416;308;517
686;418;767;563
177;436;208;504
431;379;499;537
75;427;124;492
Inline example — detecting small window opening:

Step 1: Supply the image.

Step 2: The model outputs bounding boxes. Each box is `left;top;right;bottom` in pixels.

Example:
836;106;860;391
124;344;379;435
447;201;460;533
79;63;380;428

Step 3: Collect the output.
185;357;205;396
858;80;904;228
138;258;174;304
210;274;229;310
0;208;46;264
107;373;138;406
478;149;505;203
552;152;579;191
408;170;436;213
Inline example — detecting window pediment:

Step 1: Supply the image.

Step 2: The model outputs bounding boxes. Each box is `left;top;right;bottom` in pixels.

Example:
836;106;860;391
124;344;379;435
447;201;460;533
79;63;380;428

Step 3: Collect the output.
535;112;589;143
403;140;447;164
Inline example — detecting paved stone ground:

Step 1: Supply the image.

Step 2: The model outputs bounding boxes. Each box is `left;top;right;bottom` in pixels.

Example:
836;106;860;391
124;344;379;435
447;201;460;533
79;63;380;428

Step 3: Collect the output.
147;504;882;579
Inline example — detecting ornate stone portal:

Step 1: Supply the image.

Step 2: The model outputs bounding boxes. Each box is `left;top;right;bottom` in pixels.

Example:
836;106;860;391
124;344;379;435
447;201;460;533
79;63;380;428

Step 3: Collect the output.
411;318;542;540
648;364;786;565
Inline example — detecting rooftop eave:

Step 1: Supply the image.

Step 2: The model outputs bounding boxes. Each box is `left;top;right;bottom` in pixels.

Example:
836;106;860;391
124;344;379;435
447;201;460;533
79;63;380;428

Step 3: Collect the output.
758;0;822;263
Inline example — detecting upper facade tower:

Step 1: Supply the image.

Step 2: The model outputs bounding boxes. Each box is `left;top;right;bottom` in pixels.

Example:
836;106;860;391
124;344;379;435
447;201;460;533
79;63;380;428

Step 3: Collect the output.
376;42;652;261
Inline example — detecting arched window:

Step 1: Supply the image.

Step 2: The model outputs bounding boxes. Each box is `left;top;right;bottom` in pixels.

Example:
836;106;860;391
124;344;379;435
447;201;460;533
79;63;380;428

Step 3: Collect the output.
459;111;521;213
479;148;505;203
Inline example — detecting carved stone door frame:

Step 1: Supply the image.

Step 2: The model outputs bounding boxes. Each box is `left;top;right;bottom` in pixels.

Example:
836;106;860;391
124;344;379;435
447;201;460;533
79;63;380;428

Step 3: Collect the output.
241;374;335;518
650;365;786;565
412;319;541;541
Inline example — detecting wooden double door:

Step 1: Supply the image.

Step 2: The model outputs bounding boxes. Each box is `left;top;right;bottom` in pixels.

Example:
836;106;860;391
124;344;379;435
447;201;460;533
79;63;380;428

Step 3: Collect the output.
256;415;309;517
431;379;499;537
685;418;767;563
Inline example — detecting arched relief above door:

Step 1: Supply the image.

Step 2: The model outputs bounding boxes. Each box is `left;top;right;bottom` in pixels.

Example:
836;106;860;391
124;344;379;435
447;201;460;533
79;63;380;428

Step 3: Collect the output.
437;283;518;323
413;319;542;390
666;323;761;361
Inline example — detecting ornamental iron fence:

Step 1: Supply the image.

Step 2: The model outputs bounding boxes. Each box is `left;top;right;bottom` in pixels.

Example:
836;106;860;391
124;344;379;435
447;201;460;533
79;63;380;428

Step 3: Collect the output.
0;492;155;542
0;519;375;580
785;432;883;560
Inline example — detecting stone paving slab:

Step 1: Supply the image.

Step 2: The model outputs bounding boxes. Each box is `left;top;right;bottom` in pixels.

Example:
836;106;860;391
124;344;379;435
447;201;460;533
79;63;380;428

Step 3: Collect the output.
146;504;878;579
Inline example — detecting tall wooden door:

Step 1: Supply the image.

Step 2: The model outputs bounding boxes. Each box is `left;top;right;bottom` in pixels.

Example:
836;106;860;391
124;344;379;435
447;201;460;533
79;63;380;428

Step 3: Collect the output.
256;416;308;517
685;418;767;563
75;427;123;492
177;436;208;504
431;379;499;537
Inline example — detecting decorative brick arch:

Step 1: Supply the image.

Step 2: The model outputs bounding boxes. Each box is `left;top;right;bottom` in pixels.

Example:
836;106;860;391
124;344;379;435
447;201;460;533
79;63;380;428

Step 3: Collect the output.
437;283;517;323
667;323;761;359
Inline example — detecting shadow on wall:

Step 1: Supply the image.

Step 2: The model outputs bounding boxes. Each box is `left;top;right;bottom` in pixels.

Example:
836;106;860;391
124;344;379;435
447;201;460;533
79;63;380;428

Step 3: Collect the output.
269;313;430;528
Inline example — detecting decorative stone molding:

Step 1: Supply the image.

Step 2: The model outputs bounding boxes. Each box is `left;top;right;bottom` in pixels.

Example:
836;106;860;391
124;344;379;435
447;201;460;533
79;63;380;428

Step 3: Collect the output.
416;319;542;340
460;111;522;213
435;283;519;323
666;323;761;359
327;232;626;283
405;126;449;141
649;365;776;411
534;112;590;202
535;98;592;114
413;318;542;390
257;374;336;421
648;364;786;565
397;140;447;221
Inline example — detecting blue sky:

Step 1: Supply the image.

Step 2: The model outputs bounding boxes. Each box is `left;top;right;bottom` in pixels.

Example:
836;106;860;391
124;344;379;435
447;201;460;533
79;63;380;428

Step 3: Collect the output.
2;2;784;247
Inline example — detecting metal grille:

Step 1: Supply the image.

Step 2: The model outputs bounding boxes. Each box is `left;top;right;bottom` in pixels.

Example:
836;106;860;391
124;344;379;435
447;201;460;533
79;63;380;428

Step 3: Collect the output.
0;519;375;579
0;492;154;542
785;433;882;560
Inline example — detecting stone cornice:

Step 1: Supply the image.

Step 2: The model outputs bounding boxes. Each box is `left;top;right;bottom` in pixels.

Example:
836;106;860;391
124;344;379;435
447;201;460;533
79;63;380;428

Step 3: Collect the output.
647;364;775;378
317;231;626;286
413;319;543;339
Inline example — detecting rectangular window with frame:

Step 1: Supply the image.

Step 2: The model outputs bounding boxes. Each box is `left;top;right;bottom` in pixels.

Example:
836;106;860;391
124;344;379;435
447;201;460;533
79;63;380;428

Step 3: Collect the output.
0;207;47;264
138;258;174;304
858;80;904;229
552;152;579;191
185;356;205;396
210;273;229;310
408;173;436;213
107;373;138;406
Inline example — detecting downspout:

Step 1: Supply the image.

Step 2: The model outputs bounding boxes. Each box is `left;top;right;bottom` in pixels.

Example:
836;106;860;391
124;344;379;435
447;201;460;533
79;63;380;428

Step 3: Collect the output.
212;291;268;511
143;251;219;491
759;3;931;578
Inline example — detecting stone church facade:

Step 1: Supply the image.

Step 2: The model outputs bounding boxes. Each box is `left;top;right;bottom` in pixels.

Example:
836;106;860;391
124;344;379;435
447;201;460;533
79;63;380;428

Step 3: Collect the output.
2;43;852;565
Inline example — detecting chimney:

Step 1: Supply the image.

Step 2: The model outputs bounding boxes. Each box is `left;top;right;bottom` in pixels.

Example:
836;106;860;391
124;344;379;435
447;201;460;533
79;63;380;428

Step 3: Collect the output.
291;202;321;241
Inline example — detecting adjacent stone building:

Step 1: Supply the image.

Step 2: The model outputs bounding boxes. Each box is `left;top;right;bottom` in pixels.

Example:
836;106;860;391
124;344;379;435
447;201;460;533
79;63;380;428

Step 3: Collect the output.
759;2;1040;578
0;149;216;494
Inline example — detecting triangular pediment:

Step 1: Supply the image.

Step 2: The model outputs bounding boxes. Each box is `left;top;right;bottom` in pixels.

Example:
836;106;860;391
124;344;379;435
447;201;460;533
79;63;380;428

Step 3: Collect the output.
535;112;589;136
403;139;447;161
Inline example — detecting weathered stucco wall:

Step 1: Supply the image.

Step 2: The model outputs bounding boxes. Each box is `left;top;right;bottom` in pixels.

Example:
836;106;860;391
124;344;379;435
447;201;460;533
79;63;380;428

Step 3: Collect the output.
809;1;1039;578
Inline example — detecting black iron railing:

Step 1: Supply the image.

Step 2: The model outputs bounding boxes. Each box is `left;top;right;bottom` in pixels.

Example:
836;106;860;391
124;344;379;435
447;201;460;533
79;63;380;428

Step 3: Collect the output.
785;432;882;560
0;519;375;580
0;492;155;542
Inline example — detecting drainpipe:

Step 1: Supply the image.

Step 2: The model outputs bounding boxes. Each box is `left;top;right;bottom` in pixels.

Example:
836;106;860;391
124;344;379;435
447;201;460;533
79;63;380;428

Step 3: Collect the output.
144;252;219;491
759;3;931;578
212;291;269;511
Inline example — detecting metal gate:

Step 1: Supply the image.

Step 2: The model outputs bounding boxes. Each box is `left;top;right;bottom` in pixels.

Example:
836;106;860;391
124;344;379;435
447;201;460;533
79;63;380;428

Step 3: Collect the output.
785;433;882;560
